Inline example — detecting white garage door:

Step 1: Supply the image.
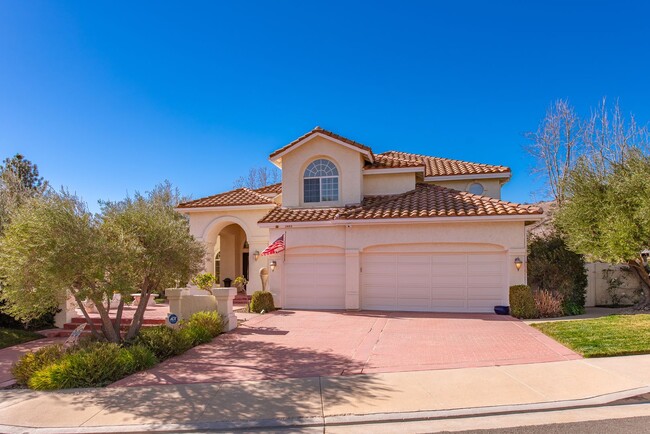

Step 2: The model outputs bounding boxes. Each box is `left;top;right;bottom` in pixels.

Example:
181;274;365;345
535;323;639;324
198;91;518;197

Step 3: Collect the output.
284;253;346;309
361;252;506;312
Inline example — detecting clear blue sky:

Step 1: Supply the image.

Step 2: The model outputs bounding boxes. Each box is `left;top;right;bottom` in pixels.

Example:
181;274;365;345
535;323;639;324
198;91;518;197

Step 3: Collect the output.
1;1;649;210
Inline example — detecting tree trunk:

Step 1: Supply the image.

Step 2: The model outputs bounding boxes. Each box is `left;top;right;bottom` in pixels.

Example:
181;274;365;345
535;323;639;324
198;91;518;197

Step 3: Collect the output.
628;260;650;309
125;284;152;341
113;298;125;338
71;292;102;339
93;297;121;343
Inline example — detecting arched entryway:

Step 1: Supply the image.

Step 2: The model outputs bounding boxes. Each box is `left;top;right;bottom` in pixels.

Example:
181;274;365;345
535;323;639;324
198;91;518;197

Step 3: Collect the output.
199;215;268;294
209;223;247;286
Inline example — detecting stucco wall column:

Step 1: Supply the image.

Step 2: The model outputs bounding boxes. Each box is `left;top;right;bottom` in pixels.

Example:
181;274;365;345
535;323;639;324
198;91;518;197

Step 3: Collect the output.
203;240;215;275
345;249;360;310
508;248;527;287
246;240;269;294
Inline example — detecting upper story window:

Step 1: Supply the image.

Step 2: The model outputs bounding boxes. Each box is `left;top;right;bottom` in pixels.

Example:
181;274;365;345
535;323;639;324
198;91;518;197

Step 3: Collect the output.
303;159;339;203
468;182;484;195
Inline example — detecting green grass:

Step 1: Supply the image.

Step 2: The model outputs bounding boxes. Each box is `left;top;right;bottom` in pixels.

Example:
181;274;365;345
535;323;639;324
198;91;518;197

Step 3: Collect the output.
532;314;650;357
0;327;44;349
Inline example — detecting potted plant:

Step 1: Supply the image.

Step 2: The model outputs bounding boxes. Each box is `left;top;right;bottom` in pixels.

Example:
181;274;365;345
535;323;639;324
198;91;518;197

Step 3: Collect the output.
191;273;216;295
233;275;248;294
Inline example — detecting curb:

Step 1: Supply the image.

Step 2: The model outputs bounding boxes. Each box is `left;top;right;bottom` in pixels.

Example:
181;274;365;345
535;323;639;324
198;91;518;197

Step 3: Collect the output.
1;386;649;433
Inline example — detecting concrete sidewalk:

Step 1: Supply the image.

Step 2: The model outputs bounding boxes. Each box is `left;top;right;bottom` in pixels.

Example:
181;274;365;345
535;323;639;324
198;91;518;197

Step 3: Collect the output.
1;354;650;432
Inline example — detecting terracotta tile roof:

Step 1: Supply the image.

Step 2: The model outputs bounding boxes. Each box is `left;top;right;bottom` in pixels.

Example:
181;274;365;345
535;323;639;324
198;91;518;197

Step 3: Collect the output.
177;187;275;209
258;207;343;224
258;184;542;223
254;183;282;194
364;154;425;170
269;126;374;160
342;184;542;219
378;151;510;178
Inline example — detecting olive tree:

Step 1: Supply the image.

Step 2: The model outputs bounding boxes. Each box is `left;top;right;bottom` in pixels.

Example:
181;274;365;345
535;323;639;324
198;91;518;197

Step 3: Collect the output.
556;154;650;309
0;183;204;342
100;182;205;340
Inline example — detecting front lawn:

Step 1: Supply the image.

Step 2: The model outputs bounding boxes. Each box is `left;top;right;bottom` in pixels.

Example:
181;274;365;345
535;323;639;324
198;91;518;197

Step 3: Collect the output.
532;314;650;357
0;327;43;350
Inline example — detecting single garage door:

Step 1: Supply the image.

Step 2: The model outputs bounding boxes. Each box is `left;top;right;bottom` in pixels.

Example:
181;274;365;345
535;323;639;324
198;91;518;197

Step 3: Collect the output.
284;253;346;309
361;252;506;312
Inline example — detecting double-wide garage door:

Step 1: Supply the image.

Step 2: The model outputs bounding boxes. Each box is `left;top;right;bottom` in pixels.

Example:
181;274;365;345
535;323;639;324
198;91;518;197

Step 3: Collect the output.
361;252;507;312
283;251;507;312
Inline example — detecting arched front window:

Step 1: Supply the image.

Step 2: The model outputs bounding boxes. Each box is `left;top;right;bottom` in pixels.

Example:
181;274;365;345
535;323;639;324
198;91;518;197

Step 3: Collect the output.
303;159;339;203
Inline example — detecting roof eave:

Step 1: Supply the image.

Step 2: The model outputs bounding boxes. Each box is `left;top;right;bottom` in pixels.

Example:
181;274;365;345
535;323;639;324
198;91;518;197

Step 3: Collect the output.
259;213;543;228
269;131;374;165
175;203;277;214
424;172;512;182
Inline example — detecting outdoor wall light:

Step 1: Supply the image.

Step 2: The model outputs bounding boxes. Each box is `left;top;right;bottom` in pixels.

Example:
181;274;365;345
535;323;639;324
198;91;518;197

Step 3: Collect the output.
514;257;523;271
253;250;260;261
269;260;277;272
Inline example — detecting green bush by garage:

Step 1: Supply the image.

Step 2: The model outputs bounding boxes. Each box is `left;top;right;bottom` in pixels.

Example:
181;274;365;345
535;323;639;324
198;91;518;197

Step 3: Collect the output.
249;291;275;313
527;233;588;316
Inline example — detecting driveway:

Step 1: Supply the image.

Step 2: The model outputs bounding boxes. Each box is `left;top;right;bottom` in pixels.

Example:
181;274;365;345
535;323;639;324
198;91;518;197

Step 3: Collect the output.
112;310;580;387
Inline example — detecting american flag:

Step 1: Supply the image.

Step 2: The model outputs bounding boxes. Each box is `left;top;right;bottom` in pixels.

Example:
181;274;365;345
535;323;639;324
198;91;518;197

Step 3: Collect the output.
261;234;285;256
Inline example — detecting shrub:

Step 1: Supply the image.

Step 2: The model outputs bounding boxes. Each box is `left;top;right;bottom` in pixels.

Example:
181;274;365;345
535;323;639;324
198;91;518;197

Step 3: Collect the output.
186;311;223;338
178;322;213;346
11;344;66;385
191;273;216;292
563;300;585;316
0;301;57;330
249;291;275;313
135;325;192;360
509;285;538;319
534;289;564;318
527;233;587;315
27;342;157;390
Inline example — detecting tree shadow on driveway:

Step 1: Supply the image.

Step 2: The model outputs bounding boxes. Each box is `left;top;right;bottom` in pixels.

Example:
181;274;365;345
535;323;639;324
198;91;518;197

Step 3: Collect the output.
111;332;363;387
34;340;395;428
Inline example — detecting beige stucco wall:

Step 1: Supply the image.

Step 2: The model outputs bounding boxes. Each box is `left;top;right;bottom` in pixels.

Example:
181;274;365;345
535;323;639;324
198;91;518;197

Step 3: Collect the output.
266;220;529;309
280;136;365;207
363;172;417;195
180;207;272;294
430;178;504;199
585;262;643;306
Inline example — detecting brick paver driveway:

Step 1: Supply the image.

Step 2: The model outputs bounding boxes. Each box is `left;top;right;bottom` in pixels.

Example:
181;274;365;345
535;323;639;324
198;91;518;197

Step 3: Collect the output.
113;310;580;387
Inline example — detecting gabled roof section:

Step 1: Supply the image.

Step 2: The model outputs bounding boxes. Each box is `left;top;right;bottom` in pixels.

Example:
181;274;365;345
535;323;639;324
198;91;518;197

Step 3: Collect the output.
177;187;275;209
258;184;542;224
269;126;374;164
378;151;510;178
254;183;282;194
364;154;426;171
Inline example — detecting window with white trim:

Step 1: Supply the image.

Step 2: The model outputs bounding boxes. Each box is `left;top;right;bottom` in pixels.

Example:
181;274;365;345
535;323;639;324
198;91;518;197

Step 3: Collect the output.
303;159;339;203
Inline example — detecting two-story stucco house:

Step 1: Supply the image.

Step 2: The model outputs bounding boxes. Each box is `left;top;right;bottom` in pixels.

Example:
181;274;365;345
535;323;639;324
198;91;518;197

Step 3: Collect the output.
176;127;543;312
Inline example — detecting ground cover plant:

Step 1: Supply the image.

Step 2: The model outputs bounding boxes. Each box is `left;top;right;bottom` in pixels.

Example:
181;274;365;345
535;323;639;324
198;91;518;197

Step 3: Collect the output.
532;314;650;357
0;327;43;349
12;311;223;390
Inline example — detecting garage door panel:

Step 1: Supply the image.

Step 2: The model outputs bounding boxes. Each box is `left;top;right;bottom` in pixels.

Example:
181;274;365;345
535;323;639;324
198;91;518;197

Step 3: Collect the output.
398;285;430;298
362;250;506;312
467;274;502;286
284;253;345;309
